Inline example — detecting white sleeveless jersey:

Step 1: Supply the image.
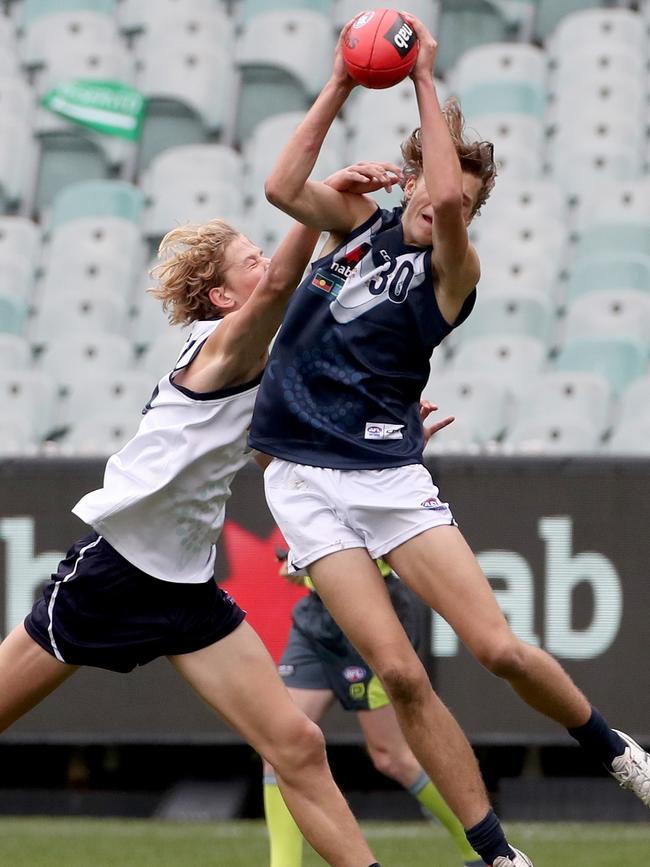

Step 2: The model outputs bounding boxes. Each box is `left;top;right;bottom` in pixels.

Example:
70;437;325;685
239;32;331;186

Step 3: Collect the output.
73;320;261;584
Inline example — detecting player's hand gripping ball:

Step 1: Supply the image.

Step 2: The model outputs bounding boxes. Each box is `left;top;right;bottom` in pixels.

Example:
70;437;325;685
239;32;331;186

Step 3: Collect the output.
342;9;419;89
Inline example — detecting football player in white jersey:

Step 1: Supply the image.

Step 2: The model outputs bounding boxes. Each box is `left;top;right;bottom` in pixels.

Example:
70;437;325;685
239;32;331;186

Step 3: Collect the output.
0;195;410;867
252;14;650;867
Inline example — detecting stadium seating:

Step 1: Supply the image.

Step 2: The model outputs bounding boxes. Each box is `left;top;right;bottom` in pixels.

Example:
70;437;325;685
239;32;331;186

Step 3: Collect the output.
555;336;648;395
421;371;511;445
29;288;129;346
510;371;613;435
0;369;57;439
0;0;648;453
333;0;440;32
244;112;346;201
236;9;334;143
55;369;154;432
118;0;228;34
565;254;650;303
504;415;602;454
134;14;236;169
606;417;650;455
0;333;31;370
142;145;245;241
534;0;609;41
48;179;143;228
63;409;140;454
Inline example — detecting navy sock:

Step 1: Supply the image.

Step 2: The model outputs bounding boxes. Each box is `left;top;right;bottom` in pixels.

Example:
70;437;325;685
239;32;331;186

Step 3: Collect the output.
567;706;627;770
465;809;513;865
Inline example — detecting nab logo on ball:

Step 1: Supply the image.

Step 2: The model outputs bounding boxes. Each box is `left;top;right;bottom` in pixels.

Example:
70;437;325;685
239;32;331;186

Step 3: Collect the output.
384;17;416;58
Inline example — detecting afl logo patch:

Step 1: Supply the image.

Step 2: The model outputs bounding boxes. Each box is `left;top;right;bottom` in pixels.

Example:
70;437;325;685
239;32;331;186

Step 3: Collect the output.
352;10;375;29
343;666;366;683
278;664;295;677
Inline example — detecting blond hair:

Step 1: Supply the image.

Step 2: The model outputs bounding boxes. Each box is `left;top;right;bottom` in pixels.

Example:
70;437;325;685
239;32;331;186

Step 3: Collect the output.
401;97;497;217
149;219;240;326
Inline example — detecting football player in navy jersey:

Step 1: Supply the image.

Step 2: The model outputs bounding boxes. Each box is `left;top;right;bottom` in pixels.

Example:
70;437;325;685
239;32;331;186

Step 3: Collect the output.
249;14;650;867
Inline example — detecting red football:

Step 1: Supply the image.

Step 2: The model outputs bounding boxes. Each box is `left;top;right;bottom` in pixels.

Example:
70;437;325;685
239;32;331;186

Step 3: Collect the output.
342;8;419;89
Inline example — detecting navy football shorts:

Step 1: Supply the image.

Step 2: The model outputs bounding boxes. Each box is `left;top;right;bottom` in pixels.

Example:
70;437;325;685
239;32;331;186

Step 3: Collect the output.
24;532;246;673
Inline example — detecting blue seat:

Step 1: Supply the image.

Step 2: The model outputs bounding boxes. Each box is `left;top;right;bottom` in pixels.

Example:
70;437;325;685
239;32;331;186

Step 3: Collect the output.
555;337;647;394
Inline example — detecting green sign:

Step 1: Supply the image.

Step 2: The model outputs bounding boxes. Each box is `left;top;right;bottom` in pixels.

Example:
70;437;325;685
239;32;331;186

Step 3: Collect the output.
42;79;147;140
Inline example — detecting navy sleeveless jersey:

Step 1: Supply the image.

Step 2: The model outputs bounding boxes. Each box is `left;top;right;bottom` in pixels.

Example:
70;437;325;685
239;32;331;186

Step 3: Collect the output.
249;206;476;469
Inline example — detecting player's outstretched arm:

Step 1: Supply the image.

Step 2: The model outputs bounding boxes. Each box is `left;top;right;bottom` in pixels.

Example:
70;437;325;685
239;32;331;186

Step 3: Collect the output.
203;223;321;382
406;16;479;302
264;26;377;235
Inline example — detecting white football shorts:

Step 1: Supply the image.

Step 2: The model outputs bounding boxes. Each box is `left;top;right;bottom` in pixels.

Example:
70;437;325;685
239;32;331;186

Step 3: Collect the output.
263;459;456;570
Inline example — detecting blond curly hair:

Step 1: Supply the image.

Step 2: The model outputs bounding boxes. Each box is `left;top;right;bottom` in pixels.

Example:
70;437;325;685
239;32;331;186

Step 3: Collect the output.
401;97;497;217
149;219;240;326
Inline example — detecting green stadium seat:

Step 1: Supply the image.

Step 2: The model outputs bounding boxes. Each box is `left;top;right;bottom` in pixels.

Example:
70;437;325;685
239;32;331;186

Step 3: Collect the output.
566;255;650;303
535;0;608;42
506;414;601;454
451;42;545;94
334;0;439;32
30;288;129;347
619;374;650;427
458;82;545;122
18;0;116;29
141;145;245;240
456;289;553;345
55;370;154;432
555;336;647;394
245;112;345;200
37;334;134;392
0;370;57;439
63;409;140;455
436;3;510;76
41;215;144;301
606;416;650;455
20;8;120;69
513;371;613;434
241;0;332;22
0;292;27;335
448;334;548;390
545;6;645;53
575;222;650;261
0;333;31;369
118;0;228;34
235;9;334;144
0;216;41;261
421;372;510;443
49;180;143;229
564;290;650;351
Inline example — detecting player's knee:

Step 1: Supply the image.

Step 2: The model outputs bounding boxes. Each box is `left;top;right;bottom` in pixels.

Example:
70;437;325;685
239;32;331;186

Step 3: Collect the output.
368;744;415;783
270;716;326;777
474;634;527;678
378;663;428;709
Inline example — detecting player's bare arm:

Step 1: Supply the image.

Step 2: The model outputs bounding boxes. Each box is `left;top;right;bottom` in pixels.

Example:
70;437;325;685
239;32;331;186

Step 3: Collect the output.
407;16;480;321
264;26;378;236
176;223;320;393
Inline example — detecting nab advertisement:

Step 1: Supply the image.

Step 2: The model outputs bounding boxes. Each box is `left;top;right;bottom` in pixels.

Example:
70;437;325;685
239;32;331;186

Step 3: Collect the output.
0;457;648;744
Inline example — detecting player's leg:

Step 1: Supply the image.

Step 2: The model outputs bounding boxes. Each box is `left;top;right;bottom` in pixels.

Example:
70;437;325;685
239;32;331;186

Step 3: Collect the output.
306;549;509;849
0;623;78;731
169;621;378;867
357;704;485;867
385;525;640;788
263;688;334;867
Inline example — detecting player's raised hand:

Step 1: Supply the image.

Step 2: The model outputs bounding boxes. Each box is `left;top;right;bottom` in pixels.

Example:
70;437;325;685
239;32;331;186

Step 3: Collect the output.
324;161;404;195
401;12;437;80
332;20;357;89
420;399;454;446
